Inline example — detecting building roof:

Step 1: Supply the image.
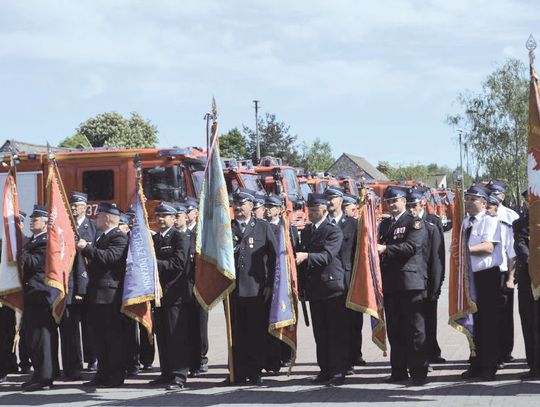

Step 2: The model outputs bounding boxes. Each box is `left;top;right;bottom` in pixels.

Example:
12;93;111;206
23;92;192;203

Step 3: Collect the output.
0;139;69;154
332;153;389;181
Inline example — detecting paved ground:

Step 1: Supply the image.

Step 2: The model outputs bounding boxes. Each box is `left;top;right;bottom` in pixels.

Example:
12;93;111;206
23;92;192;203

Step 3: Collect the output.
2;232;540;406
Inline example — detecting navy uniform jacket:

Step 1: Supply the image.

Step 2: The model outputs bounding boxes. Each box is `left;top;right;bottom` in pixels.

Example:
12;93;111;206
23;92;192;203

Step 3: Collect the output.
422;220;444;298
153;228;191;306
186;226;197;290
423;212;446;269
22;233;53;306
513;214;530;291
268;221;299;253
378;213;428;294
82;227;128;305
232;218;277;298
335;216;357;287
66;217;96;303
298;219;345;301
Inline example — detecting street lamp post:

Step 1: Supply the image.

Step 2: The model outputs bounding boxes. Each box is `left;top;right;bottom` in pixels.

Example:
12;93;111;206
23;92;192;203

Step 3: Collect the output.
253;100;260;162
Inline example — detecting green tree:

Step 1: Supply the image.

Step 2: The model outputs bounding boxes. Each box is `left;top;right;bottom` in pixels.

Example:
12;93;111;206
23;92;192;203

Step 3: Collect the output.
242;113;300;166
58;133;92;149
446;58;528;202
76;112;158;149
219;128;248;159
299;138;334;172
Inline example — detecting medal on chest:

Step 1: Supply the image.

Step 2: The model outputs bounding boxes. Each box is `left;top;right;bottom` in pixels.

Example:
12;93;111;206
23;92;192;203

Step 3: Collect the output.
248;237;254;249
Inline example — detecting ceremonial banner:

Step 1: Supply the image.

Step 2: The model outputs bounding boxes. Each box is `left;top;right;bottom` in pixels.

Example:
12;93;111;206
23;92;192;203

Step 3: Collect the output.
0;167;23;313
346;189;387;353
194;125;235;310
268;214;298;367
528;54;540;300
121;181;161;342
45;162;77;324
448;189;477;354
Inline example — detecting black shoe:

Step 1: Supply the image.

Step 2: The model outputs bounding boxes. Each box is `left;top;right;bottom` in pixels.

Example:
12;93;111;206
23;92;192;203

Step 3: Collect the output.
248;375;263;386
222;376;247;385
411;377;427;386
497;362;505;369
102;381;124;388
385;374;408;383
142;364;153;371
429;356;446;364
311;374;330;384
199;364;209;373
22;381;52;392
188;370;201;378
504;355;515;363
86;362;97;372
166;379;185;390
481;372;496;382
345;368;355;376
461;369;480;380
148;376;170;386
281;360;291;368
427;365;433;372
0;375;6;383
20;367;32;374
264;369;280;376
126;369;139;378
327;374;345;387
521;370;540;380
64;374;82;381
355;357;367;366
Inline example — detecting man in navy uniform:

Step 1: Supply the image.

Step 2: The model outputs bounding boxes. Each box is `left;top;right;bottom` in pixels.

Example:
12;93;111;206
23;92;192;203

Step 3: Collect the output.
378;186;428;385
57;192;95;381
77;203;129;388
324;187;365;372
342;193;358;219
20;205;58;391
183;197;210;377
149;202;191;390
230;188;277;385
252;193;266;220
406;189;445;369
296;193;350;386
486;180;519;365
460;184;503;381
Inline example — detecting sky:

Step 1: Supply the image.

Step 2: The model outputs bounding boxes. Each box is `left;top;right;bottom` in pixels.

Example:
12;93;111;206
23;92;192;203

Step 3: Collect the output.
0;0;537;169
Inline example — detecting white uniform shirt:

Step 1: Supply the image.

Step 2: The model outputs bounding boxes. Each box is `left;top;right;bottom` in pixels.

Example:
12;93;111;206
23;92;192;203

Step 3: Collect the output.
463;210;502;272
497;218;516;272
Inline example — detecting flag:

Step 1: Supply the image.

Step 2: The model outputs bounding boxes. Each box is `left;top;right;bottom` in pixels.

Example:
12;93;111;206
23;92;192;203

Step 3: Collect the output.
193;128;235;310
121;181;161;342
45;162;78;324
268;214;298;367
448;188;477;354
346;189;387;353
527;53;540;300
0;167;24;313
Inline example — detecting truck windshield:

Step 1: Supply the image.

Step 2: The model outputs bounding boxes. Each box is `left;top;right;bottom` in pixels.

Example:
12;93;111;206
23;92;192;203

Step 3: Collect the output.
142;165;186;201
284;169;301;200
240;174;264;192
191;170;204;198
299;182;312;201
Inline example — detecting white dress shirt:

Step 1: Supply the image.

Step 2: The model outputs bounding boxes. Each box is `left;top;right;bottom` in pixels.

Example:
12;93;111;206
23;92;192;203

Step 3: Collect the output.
463;210;502;272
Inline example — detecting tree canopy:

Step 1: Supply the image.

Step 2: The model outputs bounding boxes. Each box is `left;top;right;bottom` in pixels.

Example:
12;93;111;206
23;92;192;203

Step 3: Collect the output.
219;127;248;159
74;111;159;149
446;58;528;201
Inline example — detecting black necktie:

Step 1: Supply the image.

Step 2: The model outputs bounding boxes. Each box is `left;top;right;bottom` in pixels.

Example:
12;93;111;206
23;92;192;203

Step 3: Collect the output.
240;222;246;234
466;216;476;241
96;232;105;243
331;218;337;225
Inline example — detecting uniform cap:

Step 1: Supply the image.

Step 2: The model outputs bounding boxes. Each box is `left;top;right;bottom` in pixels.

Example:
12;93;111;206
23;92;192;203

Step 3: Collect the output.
19;211;27;221
406;189;424;204
488;193;501;207
342;193;357;206
383;186;407;201
30;205;48;218
69;191;88;204
97;202;121;216
232;188;256;203
486;179;507;194
465;184;490;201
252;193;266;209
323;187;344;198
183;197;198;212
307;193;328;207
264;194;283;207
119;211;130;225
174;202;188;214
155;202;177;215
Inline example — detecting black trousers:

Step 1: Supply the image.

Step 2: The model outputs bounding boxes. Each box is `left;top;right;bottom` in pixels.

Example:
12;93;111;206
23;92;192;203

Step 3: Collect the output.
0;306;17;376
139;322;155;367
231;296;267;380
81;303;96;365
122;316;140;372
155;304;190;382
24;304;59;383
424;298;442;360
384;290;427;379
347;308;364;366
59;303;83;377
187;300;209;371
518;288;540;371
309;295;350;377
499;272;514;361
18;325;32;370
470;267;500;374
88;304;125;385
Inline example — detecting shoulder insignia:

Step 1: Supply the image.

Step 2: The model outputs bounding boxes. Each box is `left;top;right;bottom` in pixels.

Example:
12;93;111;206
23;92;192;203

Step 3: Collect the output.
413;220;421;229
250;221;255;227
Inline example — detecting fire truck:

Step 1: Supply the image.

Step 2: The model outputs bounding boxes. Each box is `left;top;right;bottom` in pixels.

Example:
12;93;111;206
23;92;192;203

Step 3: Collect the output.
255;156;307;229
0;147;207;233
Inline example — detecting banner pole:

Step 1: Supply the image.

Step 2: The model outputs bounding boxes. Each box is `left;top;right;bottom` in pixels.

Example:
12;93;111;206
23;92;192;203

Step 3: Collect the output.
223;294;235;383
